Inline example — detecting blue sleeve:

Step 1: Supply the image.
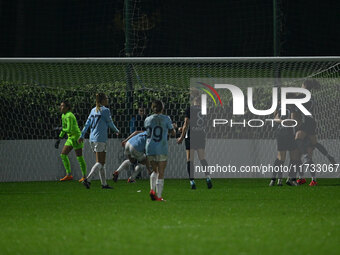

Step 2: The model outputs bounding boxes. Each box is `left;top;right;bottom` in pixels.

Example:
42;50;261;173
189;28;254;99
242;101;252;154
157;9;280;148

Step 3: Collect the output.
103;109;119;133
81;112;92;138
167;116;173;130
130;116;136;133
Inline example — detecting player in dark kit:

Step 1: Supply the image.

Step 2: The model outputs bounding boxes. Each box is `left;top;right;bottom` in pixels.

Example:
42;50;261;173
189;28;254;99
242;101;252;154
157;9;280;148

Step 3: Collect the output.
177;96;212;189
293;80;336;186
269;102;300;186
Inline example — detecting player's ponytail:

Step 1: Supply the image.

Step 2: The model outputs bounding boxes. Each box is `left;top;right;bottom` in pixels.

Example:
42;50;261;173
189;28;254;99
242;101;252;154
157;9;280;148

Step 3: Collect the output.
303;79;321;91
96;93;106;112
151;100;164;114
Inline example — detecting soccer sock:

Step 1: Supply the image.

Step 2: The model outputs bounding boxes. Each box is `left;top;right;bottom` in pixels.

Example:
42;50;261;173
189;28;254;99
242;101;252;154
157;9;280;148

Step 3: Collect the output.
272;158;284;180
200;159;210;178
131;164;145;180
156;179;164;198
87;162;102;182
116;159;131;173
187;161;194;181
60;154;71;175
99;164;107;186
311;169;316;181
308;159;316;181
288;160;299;180
150;171;158;191
278;160;284;179
297;160;304;179
76;156;87;177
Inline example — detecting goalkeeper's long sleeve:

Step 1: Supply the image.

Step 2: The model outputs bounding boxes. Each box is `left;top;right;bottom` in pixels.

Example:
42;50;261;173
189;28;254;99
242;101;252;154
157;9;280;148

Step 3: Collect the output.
59;111;81;138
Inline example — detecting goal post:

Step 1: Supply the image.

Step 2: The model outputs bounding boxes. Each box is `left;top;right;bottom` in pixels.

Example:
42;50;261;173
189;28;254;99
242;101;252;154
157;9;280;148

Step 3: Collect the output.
0;57;339;182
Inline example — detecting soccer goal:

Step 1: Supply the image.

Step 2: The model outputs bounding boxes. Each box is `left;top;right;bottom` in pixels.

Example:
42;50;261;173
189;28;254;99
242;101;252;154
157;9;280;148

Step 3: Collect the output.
0;57;339;181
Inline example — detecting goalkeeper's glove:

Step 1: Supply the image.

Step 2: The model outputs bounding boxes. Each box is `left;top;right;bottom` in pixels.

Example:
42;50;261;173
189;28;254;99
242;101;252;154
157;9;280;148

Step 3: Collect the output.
55;139;61;149
53;126;63;139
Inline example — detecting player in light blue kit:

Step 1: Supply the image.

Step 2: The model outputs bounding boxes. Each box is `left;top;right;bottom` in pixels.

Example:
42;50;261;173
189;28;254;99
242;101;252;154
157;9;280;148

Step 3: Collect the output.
113;131;151;183
78;93;119;189
145;100;176;202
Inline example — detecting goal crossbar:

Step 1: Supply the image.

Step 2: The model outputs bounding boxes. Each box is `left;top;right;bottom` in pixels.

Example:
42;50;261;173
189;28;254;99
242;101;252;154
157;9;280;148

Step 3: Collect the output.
0;57;339;64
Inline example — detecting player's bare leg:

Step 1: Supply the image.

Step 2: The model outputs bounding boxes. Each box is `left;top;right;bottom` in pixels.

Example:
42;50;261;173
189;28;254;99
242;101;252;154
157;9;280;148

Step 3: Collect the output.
140;157;152;175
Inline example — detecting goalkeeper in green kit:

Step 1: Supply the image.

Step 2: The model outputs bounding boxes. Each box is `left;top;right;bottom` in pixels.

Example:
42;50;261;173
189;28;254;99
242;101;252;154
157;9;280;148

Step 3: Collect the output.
55;101;87;182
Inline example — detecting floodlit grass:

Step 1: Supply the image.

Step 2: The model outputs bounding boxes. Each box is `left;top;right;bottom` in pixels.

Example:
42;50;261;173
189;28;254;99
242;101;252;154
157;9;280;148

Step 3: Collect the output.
0;179;339;255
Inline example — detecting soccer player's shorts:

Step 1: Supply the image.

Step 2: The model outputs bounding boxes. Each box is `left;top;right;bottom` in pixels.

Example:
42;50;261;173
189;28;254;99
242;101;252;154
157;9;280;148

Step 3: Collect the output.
147;154;168;162
276;129;297;151
64;134;83;150
185;131;206;150
124;142;146;162
185;138;190;150
90;142;107;153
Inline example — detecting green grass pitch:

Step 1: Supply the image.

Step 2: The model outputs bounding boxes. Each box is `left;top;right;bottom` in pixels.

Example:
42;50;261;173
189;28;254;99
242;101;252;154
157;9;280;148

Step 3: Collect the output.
0;179;339;255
